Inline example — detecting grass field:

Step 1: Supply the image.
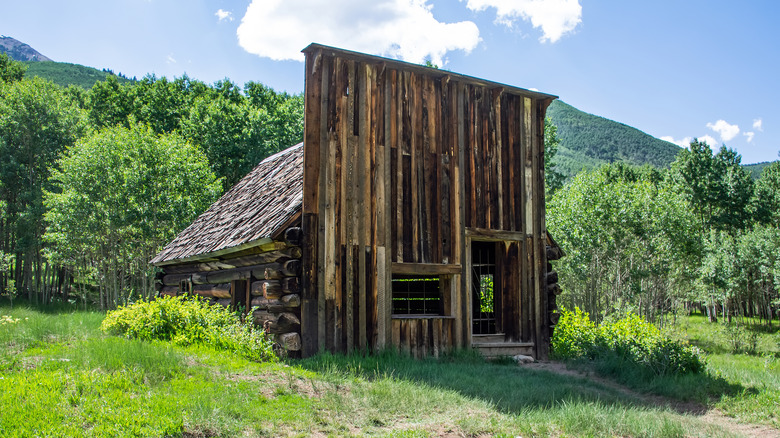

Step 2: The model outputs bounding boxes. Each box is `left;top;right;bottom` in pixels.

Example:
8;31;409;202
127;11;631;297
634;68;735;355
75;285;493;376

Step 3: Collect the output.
0;302;776;437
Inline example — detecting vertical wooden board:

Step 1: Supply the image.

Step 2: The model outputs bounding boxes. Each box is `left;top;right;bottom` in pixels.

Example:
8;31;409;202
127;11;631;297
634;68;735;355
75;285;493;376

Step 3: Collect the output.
410;319;419;359
493;90;504;230
301;50;323;357
440;80;452;264
433;318;442;358
324;58;341;352
523;97;534;234
452;81;463;266
376;247;387;350
390;69;401;262
402;319;411;356
420;76;433;264
499;94;510;230
350;244;359;350
367;65;379;351
533;101;549;359
303;50;322;215
432;79;442;264
463;237;472;347
342;61;356;352
392;319;401;353
409;73;420;263
400;71;412;262
454;82;467;347
366;247;377;351
443;318;452;351
420;318;429;357
480;88;492;230
525;236;535;344
504;95;521;231
315;56;333;351
503;242;521;341
382;72;394;349
467;86;478;229
301;214;319;357
334;61;348;351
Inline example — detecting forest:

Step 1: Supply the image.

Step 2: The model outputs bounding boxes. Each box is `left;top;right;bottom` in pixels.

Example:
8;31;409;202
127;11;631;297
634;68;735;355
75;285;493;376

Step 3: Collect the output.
2;51;780;335
547;132;780;334
0;53;303;309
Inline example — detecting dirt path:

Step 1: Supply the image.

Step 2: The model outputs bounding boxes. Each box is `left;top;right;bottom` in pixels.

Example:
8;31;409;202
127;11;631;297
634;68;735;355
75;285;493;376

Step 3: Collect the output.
523;361;778;438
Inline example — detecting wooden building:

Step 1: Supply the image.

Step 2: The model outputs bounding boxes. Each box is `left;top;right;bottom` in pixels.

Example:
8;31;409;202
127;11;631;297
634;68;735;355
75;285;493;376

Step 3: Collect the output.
152;43;562;360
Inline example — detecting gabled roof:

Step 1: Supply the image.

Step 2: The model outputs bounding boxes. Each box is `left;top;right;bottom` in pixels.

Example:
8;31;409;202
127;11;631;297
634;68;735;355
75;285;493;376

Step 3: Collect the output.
151;143;303;266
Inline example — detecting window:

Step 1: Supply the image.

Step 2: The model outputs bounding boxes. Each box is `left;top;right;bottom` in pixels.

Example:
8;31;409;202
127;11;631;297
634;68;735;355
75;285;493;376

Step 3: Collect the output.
391;275;442;315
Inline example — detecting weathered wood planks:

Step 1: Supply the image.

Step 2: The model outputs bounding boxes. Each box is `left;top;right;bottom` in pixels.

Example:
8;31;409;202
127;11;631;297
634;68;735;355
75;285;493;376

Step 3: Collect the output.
301;44;555;359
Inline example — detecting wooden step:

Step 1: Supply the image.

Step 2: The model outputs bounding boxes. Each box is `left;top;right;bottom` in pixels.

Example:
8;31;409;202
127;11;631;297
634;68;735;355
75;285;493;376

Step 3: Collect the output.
473;341;535;359
472;334;506;344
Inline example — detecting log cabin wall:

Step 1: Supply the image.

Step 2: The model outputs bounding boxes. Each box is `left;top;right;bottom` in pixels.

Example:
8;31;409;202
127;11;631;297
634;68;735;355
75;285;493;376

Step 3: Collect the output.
301;44;555;359
156;227;304;356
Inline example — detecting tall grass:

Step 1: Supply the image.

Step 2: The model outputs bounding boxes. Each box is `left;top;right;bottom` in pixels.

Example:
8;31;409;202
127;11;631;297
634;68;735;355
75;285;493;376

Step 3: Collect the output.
0;301;762;436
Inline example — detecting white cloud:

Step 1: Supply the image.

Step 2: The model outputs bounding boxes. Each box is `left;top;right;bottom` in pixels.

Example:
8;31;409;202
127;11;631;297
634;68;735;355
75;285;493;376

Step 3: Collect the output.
753;118;763;131
698;135;720;148
706;119;739;142
464;0;581;42
166;54;177;64
216;9;233;22
660;136;692;148
744;131;755;142
237;0;480;65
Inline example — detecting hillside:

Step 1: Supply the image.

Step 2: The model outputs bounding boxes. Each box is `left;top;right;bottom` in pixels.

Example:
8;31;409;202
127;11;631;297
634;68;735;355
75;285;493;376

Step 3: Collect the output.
547;100;683;178
0;36;51;61
743;161;774;180
23;61;133;89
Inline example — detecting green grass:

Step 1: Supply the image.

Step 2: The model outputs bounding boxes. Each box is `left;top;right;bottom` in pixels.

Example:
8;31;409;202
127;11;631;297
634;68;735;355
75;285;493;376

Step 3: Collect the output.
1;303;740;437
559;312;780;429
674;314;780;427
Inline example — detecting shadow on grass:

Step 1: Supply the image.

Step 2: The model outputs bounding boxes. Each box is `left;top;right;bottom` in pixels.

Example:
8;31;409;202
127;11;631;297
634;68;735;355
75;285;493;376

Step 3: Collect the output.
0;296;98;314
296;349;745;416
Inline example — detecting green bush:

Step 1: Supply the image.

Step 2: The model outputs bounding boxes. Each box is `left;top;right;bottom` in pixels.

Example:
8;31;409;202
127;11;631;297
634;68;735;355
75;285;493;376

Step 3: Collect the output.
551;307;705;375
101;295;275;362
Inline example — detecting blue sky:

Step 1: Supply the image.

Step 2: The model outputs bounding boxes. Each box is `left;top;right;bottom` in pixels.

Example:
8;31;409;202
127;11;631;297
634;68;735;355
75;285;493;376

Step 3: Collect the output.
2;0;778;164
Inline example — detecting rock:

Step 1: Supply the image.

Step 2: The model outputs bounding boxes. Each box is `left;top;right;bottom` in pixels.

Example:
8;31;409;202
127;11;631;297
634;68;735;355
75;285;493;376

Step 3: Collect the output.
512;354;535;364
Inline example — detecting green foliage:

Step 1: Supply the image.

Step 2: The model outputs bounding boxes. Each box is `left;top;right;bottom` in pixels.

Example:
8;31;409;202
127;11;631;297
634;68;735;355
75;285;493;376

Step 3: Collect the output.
544;117;564;196
0;53;26;83
44;124;221;306
101;295;276;362
547;163;699;320
753;160;780;226
552;307;706;375
669;139;754;233
549;306;596;358
23;61;133;89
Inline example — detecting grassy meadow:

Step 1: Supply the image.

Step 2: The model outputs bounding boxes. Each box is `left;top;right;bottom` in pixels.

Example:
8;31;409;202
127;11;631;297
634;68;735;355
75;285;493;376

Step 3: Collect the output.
1;301;777;437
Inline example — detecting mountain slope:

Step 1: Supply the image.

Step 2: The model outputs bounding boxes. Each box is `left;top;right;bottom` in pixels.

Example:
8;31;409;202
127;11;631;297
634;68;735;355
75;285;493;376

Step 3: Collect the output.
0;36;52;61
23;61;132;89
547;100;683;178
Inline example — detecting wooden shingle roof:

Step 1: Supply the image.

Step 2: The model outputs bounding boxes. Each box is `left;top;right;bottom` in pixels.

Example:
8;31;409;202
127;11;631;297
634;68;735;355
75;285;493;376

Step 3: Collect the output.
151;143;303;266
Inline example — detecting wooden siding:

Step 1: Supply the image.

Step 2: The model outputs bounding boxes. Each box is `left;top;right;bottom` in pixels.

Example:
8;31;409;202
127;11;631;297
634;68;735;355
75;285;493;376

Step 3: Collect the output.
301;44;554;358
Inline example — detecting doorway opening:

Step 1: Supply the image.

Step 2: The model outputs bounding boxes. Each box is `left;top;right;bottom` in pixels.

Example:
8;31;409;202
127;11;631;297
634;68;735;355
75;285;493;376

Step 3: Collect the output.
471;241;498;335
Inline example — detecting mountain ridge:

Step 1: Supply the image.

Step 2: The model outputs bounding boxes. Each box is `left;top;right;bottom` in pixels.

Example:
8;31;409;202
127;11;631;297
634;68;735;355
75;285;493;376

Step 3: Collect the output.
0;36;52;61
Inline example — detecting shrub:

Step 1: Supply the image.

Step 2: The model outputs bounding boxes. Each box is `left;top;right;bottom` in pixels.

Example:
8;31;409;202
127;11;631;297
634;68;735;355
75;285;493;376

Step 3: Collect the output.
101;295;275;362
552;307;706;375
